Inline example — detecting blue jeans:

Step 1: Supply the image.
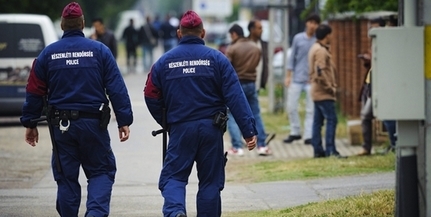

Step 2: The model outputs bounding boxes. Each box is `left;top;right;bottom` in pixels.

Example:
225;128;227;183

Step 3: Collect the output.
142;45;154;71
383;120;397;147
312;100;338;156
227;82;266;148
163;38;177;53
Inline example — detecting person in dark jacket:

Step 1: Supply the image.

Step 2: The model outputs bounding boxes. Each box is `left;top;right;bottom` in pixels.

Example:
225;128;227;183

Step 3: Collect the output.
20;2;133;216
139;16;159;71
248;20;269;90
144;10;257;217
122;18;138;73
357;17;397;156
357;17;386;156
159;14;178;53
91;17;118;59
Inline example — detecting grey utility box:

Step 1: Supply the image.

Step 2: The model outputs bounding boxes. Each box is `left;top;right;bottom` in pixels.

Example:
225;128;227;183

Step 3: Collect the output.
369;27;425;120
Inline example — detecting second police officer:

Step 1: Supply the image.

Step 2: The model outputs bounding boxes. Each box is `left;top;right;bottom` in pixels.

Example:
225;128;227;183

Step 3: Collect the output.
144;10;257;217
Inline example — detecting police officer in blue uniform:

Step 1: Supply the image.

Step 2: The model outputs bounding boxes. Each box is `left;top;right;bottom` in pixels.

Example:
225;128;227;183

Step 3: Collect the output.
144;10;257;217
20;2;133;217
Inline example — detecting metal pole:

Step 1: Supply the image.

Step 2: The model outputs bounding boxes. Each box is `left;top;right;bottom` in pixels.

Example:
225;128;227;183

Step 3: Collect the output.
268;0;276;113
403;0;416;27
283;0;290;113
422;0;431;216
396;1;420;216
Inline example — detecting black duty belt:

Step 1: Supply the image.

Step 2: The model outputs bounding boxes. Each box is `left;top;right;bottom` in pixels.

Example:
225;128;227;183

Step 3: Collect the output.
54;110;100;120
76;111;101;119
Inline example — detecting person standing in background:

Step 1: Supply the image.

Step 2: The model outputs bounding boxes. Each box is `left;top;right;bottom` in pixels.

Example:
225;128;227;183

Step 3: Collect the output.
247;20;269;91
225;24;272;156
247;19;276;148
357;17;387;156
139;16;159;72
152;14;162;32
91;17;117;59
159;14;178;53
308;24;345;158
122;18;138;73
283;14;321;145
357;17;397;156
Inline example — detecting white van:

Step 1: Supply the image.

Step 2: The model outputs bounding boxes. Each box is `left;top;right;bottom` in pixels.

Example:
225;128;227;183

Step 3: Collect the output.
0;14;58;116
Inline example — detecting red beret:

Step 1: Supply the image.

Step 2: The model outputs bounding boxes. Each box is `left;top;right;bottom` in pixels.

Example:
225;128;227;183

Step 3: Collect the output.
180;10;202;28
62;2;83;19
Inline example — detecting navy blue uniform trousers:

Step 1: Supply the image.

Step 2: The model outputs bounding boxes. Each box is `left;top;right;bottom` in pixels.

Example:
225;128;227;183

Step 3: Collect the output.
51;118;116;217
159;119;225;217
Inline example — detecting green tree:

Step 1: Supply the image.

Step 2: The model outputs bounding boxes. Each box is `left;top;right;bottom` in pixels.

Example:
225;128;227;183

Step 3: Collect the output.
226;2;240;23
79;0;136;29
0;0;136;28
300;0;398;20
322;0;398;18
0;0;71;19
157;0;184;17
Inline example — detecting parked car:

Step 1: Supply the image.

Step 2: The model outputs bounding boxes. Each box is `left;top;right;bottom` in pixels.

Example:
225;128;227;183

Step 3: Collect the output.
204;21;228;44
0;14;58;116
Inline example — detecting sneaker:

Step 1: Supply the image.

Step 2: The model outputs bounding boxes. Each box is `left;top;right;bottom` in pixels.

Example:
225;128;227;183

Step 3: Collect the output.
265;133;276;146
304;138;312;145
357;149;371;156
227;148;244;156
283;135;302;143
257;146;272;156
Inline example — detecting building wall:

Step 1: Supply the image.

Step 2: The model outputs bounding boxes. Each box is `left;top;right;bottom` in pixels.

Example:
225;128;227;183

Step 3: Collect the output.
329;18;392;141
328;18;371;118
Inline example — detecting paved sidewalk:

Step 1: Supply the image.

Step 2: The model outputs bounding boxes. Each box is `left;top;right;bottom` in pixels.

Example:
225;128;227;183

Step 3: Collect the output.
0;171;394;216
223;136;364;160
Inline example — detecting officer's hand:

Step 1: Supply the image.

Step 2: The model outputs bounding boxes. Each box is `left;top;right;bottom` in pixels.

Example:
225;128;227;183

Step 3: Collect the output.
245;135;257;151
25;128;39;147
118;126;130;142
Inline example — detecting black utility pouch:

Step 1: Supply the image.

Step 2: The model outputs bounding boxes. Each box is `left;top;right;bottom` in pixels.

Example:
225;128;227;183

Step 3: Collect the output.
99;104;111;129
213;111;228;132
47;106;60;126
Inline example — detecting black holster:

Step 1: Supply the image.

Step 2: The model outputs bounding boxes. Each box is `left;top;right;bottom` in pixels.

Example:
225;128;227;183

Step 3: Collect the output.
213;111;228;132
99;104;111;130
47;105;60;127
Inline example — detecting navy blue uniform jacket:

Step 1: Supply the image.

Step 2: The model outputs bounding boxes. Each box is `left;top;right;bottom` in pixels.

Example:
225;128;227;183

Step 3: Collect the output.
21;30;133;128
144;36;256;138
